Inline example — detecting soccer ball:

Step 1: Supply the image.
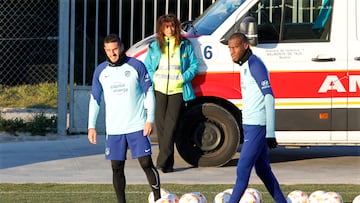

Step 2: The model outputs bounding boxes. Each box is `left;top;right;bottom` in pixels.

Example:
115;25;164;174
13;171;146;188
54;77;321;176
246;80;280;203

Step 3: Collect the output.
213;192;231;203
179;192;207;203
239;191;257;203
245;188;262;203
155;193;179;203
286;190;309;203
323;191;343;203
179;193;199;203
191;192;207;203
223;188;233;195
308;190;326;203
149;188;171;203
353;194;360;203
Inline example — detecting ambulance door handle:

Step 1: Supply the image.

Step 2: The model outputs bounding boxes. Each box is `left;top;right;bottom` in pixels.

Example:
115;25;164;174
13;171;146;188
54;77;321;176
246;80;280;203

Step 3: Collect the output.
354;57;360;61
311;57;336;62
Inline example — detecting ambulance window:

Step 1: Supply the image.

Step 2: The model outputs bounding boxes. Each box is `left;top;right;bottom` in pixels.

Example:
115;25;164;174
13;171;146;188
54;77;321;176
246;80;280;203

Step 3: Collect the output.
222;0;282;43
227;0;333;43
250;0;282;43
188;0;243;35
281;0;332;41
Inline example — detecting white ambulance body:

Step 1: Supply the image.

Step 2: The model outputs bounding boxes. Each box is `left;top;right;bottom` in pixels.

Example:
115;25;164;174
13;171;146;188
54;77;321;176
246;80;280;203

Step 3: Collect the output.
127;0;360;167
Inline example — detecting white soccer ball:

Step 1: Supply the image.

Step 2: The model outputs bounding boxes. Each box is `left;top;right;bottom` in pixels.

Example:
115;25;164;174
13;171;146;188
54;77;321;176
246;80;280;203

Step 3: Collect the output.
149;188;171;203
155;193;179;203
308;190;326;203
286;190;309;203
213;192;231;203
245;188;262;203
323;191;343;203
223;188;233;195
239;191;257;203
353;194;360;203
179;192;202;203
191;192;207;203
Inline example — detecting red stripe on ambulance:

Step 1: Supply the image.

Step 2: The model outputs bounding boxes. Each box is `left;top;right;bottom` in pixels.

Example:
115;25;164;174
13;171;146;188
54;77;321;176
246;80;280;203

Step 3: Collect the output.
192;71;360;99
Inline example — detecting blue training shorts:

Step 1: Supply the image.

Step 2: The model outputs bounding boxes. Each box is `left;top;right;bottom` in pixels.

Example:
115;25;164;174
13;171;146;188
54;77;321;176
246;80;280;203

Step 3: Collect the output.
105;130;152;160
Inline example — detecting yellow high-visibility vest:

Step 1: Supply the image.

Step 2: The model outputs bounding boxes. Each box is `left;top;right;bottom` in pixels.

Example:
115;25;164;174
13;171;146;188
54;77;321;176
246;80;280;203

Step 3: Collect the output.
153;36;183;95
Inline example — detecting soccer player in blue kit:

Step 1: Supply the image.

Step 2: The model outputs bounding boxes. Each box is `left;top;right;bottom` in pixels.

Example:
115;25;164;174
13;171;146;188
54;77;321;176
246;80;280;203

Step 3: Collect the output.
227;32;287;203
87;34;161;203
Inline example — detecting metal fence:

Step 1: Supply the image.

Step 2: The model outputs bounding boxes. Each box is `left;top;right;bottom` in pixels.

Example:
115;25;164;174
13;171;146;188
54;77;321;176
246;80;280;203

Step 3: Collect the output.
69;0;215;87
65;0;215;134
0;0;58;86
0;0;215;135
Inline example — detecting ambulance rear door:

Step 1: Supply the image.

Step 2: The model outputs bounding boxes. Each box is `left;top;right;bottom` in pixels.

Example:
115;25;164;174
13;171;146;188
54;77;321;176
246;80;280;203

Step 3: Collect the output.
347;0;360;143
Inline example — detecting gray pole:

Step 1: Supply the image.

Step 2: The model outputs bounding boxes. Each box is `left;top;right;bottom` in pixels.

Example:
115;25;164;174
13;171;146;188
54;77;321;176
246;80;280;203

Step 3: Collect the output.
57;0;70;136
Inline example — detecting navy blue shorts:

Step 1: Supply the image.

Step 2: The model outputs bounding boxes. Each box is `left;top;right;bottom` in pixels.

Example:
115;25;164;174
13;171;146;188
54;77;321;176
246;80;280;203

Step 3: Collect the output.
105;130;152;160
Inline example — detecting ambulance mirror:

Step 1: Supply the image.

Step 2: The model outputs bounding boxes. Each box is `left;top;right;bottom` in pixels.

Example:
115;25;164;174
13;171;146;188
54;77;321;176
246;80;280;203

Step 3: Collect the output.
239;16;258;46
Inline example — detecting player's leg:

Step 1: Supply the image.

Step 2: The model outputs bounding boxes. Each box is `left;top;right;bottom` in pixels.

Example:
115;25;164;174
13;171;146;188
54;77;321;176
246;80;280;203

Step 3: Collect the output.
254;139;287;203
111;160;126;203
106;135;128;203
138;155;161;200
229;125;263;203
127;130;161;201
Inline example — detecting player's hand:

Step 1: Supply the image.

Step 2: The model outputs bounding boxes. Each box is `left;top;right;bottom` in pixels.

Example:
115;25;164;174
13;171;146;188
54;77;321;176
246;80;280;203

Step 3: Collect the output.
143;122;153;136
88;128;97;144
266;137;278;149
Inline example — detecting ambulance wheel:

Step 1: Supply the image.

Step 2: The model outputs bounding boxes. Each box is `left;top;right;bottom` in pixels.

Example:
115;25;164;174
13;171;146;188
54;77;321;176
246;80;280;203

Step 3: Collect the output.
175;103;240;167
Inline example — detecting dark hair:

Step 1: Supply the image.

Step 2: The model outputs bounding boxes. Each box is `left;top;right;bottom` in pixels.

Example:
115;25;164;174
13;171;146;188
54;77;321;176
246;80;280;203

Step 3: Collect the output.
156;13;184;53
104;33;122;45
229;32;249;44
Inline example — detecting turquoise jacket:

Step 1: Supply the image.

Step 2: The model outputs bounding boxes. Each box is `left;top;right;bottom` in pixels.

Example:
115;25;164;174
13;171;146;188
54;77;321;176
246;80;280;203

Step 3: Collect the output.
144;39;198;101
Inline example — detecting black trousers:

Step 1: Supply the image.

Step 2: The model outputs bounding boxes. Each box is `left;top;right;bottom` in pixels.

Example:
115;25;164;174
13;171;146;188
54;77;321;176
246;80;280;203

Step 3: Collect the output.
154;91;183;169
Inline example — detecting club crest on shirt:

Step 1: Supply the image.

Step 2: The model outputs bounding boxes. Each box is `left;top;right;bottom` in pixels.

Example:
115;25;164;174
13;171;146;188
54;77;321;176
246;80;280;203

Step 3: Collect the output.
125;70;131;77
261;79;271;89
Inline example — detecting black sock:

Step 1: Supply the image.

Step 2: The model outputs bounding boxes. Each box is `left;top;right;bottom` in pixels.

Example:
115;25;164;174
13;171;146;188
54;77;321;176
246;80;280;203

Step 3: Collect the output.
111;160;126;203
138;155;161;201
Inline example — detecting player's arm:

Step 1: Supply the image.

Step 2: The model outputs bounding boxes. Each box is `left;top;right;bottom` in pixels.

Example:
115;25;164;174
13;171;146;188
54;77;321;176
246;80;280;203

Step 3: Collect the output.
143;122;153;136
264;94;278;148
143;86;155;136
138;60;156;136
264;94;275;139
249;56;277;148
88;128;97;144
87;66;103;144
88;94;100;144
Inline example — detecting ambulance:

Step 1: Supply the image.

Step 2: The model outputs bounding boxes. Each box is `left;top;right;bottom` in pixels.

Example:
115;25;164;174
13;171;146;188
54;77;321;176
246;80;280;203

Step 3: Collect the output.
127;0;360;167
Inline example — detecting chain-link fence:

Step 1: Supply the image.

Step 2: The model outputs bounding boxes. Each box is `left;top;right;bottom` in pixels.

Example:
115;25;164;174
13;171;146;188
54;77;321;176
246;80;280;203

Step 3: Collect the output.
0;0;58;86
0;0;58;133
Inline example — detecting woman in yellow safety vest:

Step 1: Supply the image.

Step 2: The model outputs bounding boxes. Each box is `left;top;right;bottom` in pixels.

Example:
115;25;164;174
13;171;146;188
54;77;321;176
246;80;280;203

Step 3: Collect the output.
144;13;198;173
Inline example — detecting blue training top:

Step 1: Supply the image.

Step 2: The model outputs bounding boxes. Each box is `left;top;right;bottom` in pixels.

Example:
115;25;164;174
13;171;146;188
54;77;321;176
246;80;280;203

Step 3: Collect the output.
88;56;155;135
240;54;276;138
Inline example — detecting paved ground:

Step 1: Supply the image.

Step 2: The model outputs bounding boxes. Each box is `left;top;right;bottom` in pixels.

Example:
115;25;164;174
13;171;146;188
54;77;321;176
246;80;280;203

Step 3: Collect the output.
0;134;359;185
